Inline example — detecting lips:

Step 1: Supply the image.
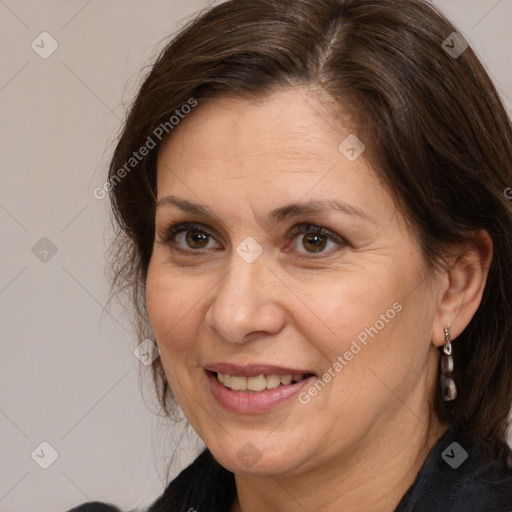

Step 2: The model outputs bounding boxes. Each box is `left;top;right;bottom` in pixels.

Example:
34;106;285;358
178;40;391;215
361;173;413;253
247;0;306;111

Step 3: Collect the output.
205;368;315;413
203;362;316;412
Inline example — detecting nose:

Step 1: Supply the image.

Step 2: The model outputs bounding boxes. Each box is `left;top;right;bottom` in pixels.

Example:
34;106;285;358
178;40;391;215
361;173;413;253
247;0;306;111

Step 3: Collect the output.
204;253;286;344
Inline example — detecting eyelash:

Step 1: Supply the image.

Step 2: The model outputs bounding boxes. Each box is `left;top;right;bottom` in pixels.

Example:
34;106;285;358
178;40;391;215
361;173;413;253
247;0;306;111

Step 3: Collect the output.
157;221;347;258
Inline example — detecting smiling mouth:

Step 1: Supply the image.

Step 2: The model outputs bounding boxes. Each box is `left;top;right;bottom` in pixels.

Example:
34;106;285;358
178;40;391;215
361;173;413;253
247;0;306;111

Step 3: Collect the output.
210;371;315;393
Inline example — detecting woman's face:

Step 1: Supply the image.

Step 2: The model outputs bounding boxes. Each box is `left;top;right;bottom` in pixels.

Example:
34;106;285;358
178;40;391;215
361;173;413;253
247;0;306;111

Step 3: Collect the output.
146;88;443;475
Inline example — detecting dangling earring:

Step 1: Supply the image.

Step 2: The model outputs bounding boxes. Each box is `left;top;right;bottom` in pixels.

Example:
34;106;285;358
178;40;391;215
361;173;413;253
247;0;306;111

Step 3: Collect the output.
440;325;457;401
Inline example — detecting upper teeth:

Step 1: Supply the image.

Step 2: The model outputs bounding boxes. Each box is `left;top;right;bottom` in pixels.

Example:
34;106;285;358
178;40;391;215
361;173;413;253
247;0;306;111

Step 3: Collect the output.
217;373;306;392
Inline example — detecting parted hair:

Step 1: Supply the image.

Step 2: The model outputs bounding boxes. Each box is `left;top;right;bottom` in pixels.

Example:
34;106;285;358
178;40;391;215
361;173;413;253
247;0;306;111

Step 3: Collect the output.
108;0;512;457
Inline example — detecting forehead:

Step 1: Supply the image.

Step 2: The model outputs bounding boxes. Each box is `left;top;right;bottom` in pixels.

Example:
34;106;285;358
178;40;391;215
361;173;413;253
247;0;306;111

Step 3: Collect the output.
158;89;368;178
155;89;396;225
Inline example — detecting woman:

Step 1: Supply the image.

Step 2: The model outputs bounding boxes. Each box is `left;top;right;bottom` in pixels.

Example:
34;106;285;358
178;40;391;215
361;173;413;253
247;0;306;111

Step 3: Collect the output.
69;0;512;510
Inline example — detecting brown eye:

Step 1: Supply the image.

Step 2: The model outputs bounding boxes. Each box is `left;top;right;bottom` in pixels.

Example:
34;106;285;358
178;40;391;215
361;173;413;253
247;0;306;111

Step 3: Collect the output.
159;222;221;252
301;233;328;253
184;230;210;249
288;224;346;256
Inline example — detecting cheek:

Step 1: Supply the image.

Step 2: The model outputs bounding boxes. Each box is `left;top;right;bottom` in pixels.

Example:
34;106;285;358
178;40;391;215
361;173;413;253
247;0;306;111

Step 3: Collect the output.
145;269;206;355
301;272;405;359
145;270;210;415
302;260;432;398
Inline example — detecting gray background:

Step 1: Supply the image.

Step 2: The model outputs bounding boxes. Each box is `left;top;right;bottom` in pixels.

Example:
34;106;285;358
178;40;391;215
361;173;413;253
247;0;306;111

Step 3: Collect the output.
1;1;511;511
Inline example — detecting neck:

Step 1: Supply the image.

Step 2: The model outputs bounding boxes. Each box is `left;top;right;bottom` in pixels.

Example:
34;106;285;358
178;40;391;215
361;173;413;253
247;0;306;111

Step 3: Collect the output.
231;411;448;512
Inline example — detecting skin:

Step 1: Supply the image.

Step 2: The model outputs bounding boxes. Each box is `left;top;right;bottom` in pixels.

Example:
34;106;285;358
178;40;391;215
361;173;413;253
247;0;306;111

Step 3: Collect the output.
145;87;493;512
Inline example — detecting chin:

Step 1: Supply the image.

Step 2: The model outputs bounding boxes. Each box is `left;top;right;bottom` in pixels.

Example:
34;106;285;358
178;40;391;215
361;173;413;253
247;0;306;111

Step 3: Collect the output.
207;436;309;476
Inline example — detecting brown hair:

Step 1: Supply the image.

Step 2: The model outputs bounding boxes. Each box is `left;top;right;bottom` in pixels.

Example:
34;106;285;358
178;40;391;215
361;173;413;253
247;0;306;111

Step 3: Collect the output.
108;0;512;448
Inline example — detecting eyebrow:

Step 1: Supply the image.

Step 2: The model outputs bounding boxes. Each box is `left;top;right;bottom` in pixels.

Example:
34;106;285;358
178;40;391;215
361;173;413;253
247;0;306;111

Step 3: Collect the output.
156;195;373;224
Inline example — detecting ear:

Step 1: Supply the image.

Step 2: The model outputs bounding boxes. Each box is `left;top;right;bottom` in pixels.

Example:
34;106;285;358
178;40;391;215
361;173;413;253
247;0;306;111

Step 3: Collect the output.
431;229;493;347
